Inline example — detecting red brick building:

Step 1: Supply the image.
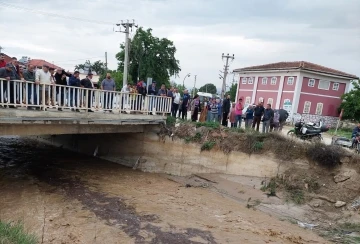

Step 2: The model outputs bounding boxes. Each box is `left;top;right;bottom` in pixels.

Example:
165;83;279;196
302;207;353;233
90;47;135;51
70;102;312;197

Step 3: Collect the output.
233;61;359;126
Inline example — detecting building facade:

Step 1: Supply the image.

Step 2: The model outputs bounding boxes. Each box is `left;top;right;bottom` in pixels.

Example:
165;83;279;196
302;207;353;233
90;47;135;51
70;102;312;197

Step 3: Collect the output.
233;61;358;126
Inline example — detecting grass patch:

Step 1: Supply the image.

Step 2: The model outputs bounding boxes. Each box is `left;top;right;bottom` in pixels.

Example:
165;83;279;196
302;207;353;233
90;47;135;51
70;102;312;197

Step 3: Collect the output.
201;141;216;151
328;128;353;139
287;189;305;205
0;221;38;244
261;178;277;197
195;121;220;129
166;116;176;127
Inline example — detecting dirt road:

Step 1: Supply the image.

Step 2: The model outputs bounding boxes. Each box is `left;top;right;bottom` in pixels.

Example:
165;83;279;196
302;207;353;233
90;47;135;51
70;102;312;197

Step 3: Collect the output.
0;137;328;243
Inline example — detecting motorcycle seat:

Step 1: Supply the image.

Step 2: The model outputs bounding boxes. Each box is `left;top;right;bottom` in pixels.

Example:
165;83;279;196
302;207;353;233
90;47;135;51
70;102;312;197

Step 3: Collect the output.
305;128;322;134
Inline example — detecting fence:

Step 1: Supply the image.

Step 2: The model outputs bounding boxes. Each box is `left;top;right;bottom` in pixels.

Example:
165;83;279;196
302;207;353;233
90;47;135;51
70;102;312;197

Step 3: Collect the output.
0;79;172;114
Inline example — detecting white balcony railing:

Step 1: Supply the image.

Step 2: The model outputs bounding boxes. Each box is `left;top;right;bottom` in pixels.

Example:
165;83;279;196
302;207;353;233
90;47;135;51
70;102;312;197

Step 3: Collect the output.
0;79;172;114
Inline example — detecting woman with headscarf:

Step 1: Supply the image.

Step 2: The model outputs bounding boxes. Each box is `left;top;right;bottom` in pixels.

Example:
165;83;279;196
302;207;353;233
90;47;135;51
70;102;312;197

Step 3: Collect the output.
190;94;200;122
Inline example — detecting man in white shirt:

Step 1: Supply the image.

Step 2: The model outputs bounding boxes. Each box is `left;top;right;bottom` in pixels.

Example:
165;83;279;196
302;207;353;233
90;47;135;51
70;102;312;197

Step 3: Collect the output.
172;88;181;117
35;65;52;108
121;83;131;112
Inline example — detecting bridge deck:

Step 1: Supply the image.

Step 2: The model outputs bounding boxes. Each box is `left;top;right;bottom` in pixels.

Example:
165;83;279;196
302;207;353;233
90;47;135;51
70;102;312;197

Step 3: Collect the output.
0;108;166;136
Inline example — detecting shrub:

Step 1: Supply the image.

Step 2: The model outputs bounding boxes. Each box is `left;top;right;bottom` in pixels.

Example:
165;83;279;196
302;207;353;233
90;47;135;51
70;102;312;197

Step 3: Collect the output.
306;144;343;168
287;189;305;205
166;116;176;127
201;141;216;151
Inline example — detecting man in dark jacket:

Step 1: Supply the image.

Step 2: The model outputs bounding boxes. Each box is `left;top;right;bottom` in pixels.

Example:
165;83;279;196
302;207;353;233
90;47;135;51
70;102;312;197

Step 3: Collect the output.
262;103;274;133
147;81;157;114
222;95;231;126
136;80;147;111
352;123;360;147
81;73;94;112
252;102;265;131
181;89;190;120
23;64;36;109
0;64;14;105
55;69;71;110
69;71;81;111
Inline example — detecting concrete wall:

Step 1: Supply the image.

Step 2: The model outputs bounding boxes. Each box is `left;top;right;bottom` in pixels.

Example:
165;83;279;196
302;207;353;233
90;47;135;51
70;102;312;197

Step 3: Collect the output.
33;126;294;178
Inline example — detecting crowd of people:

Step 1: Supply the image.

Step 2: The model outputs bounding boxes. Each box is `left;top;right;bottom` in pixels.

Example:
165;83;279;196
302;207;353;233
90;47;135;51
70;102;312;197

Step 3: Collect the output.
0;55;174;113
185;94;289;133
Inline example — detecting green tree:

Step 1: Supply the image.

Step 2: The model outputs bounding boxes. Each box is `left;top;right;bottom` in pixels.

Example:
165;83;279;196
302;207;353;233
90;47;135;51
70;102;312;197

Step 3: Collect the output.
339;80;360;121
116;27;181;87
226;83;237;102
199;83;217;94
75;60;106;76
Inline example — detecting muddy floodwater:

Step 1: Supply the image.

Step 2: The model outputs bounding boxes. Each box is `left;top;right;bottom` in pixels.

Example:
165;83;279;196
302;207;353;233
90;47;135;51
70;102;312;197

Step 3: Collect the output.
0;137;328;243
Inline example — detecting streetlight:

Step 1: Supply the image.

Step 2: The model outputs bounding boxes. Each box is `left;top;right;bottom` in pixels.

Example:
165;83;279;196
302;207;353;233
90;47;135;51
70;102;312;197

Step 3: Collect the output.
182;73;191;88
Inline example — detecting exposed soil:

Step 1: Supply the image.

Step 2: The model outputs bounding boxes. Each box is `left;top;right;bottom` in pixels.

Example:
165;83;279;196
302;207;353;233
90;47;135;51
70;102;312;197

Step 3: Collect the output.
0;137;329;243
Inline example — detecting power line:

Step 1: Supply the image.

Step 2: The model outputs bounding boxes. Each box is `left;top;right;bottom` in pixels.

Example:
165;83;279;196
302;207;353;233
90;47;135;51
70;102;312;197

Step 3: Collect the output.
0;2;114;25
53;56;104;63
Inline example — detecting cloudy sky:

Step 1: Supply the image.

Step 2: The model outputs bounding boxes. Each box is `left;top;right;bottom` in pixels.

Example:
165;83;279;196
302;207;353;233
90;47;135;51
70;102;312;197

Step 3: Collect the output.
0;0;359;89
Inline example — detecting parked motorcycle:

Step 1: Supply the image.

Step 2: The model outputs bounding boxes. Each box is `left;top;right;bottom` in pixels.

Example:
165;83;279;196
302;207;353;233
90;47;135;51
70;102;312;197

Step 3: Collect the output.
287;121;329;142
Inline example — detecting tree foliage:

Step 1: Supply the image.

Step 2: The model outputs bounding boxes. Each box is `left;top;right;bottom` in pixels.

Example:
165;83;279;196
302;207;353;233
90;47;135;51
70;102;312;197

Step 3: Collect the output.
74;60;106;76
116;27;181;87
199;83;217;94
340;80;360;121
226;83;237;102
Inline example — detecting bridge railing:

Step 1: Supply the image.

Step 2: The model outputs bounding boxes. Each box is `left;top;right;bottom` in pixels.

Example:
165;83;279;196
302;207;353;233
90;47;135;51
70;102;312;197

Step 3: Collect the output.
0;79;172;114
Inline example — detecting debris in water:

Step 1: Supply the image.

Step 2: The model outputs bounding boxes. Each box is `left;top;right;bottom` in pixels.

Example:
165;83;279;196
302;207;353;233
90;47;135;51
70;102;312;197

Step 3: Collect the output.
297;221;318;230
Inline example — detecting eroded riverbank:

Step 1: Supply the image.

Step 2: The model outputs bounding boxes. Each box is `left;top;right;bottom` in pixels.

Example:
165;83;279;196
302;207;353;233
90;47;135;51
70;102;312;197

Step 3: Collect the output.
0;137;328;243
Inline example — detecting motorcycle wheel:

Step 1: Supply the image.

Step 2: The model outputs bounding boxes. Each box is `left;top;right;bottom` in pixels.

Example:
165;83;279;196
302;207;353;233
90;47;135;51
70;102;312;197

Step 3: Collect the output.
357;143;360;154
311;135;322;143
287;131;296;138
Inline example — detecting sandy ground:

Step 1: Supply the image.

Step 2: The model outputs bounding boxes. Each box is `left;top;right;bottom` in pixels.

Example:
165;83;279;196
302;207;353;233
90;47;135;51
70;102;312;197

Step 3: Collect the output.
0;138;329;244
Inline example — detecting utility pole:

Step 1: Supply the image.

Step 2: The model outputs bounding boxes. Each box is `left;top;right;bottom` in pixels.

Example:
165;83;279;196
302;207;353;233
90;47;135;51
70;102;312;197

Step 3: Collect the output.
221;53;234;99
192;75;197;98
115;20;137;86
105;52;108;72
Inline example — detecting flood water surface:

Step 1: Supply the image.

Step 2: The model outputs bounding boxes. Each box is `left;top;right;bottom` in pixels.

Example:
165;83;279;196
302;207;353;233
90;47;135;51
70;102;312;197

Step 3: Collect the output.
0;137;328;244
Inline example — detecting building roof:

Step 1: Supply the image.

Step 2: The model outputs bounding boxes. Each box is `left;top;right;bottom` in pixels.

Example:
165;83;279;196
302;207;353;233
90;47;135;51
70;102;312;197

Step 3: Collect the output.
28;59;63;70
234;61;358;79
1;53;13;63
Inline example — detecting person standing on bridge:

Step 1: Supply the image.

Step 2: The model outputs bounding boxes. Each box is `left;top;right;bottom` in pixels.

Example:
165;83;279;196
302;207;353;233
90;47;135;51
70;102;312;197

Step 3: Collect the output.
54;69;71;111
35;64;52;110
23;65;36;110
101;73;115;113
69;71;81;112
0;64;14;106
81;72;94;112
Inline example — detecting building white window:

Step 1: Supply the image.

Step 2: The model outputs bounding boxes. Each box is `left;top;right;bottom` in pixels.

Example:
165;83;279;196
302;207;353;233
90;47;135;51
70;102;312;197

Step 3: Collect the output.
242;78;247;84
332;82;339;91
271;77;277;85
248;77;253;84
303;101;311;114
261;77;268;85
315;103;323;115
287;77;294;85
267;98;274;105
259;97;264;103
308;79;315;87
318;80;330;90
245;96;251;104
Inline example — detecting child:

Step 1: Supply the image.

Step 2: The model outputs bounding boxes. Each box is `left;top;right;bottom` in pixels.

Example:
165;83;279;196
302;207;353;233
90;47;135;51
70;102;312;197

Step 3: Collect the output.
229;103;236;128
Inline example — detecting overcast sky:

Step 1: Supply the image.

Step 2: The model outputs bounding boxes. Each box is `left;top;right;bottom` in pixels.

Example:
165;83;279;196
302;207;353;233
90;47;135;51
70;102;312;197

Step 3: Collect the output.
0;0;359;89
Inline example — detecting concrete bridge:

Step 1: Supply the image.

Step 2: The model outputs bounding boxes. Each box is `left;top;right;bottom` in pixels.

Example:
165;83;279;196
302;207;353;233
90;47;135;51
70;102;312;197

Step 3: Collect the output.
0;79;171;136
